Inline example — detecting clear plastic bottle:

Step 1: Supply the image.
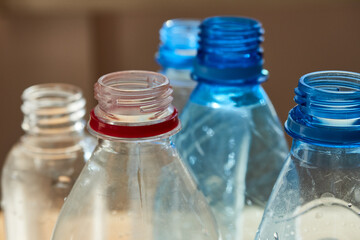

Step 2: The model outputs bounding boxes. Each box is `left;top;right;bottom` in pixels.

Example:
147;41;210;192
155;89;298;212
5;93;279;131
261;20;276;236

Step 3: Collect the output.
51;71;220;240
256;71;360;240
156;19;200;113
175;16;288;240
2;84;95;240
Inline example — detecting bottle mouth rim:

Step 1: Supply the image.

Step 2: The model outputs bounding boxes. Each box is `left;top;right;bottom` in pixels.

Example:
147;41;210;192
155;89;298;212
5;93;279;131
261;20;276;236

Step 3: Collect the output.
298;70;360;99
97;71;169;94
22;83;83;104
161;18;201;31
201;16;262;31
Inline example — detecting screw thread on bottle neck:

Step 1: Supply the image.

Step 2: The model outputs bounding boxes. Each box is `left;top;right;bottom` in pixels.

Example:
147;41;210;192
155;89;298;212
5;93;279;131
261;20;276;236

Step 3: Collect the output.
286;70;360;145
295;71;360;119
193;16;267;85
156;19;200;70
21;84;86;135
93;71;175;125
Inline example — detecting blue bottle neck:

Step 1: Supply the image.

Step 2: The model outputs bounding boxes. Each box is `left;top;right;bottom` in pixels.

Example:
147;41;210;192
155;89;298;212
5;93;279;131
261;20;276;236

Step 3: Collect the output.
193;16;268;86
156;19;200;70
285;71;360;146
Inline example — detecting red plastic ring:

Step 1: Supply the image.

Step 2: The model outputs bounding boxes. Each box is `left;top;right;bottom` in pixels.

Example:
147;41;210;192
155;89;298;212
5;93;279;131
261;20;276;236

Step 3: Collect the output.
89;109;179;138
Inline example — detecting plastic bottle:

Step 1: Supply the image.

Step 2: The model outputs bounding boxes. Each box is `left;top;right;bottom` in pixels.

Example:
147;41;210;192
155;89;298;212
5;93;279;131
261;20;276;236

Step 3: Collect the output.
256;70;360;240
175;16;288;240
156;19;200;113
2;83;95;240
51;71;220;240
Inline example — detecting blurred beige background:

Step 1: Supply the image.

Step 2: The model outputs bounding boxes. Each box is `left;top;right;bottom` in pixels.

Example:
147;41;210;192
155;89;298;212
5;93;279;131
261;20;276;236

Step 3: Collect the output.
0;0;359;170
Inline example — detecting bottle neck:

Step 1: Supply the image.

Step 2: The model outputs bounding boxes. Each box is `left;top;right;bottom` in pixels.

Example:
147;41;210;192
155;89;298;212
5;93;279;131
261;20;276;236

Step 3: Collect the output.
291;139;360;168
156;19;200;70
285;71;360;146
21;84;86;136
193;16;268;85
89;71;180;140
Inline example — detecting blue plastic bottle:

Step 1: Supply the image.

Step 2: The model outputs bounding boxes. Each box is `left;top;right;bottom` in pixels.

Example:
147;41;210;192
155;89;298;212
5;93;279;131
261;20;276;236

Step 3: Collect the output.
256;71;360;240
156;19;200;113
175;16;288;240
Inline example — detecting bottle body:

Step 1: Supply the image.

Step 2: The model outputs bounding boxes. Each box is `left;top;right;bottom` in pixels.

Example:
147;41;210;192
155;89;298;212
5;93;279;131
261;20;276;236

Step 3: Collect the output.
161;68;196;112
1;83;95;240
256;140;360;240
51;139;218;240
176;83;288;240
2;134;91;240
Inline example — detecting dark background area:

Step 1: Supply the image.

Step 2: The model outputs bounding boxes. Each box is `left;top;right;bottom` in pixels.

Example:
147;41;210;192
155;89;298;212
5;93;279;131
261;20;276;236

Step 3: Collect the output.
0;0;359;169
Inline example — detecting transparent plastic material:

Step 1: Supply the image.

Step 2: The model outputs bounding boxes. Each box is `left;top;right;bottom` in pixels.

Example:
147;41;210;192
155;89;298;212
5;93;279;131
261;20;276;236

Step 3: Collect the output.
2;84;95;240
51;71;220;240
176;84;288;240
162;68;196;113
156;19;200;112
175;17;288;240
256;71;360;240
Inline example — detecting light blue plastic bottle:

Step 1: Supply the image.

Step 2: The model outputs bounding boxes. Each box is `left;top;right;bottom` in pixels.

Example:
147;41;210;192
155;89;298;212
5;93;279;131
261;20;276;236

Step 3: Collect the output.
175;16;288;240
156;19;200;113
256;71;360;240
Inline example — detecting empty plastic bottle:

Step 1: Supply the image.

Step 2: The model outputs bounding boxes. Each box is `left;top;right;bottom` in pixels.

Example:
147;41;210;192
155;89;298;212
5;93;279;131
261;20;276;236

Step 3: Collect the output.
2;84;95;240
156;19;200;113
51;71;220;240
175;16;288;240
256;70;360;240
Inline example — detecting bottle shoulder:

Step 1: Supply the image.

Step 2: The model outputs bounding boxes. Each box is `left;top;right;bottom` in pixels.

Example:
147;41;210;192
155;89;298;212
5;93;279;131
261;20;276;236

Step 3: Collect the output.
189;84;272;108
90;139;177;161
3;133;93;172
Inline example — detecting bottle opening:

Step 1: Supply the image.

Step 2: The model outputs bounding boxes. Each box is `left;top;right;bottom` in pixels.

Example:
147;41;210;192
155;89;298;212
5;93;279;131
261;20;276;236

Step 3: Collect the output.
21;84;86;134
286;70;360;146
295;71;360;119
89;71;180;139
201;16;262;35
